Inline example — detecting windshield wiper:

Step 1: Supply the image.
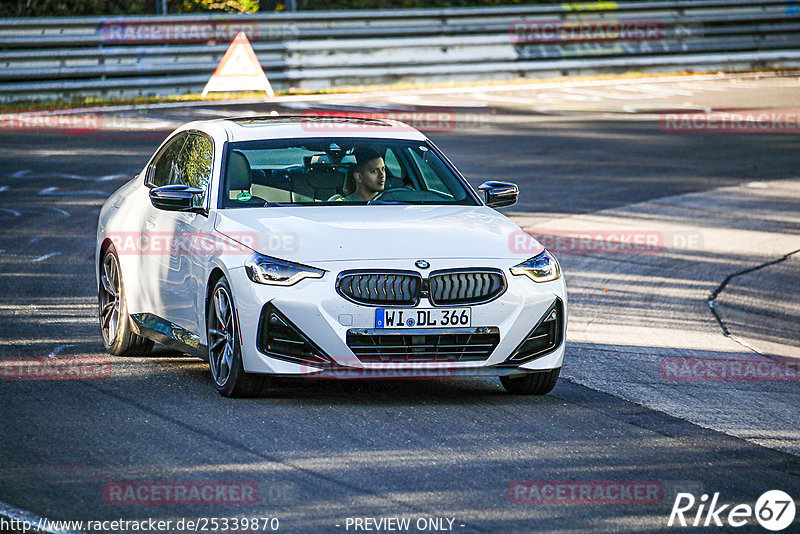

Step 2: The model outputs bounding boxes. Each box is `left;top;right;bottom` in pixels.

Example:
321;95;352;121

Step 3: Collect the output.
367;200;410;205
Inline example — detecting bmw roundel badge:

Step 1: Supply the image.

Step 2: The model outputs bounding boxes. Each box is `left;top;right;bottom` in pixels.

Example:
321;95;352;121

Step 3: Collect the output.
415;260;430;269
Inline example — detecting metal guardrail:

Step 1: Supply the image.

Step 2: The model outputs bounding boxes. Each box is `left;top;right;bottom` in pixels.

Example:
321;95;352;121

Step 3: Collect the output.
0;1;799;102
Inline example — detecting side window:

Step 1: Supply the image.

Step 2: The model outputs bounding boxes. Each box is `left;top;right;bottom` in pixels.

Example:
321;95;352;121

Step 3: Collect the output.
175;134;214;207
149;134;187;188
408;148;450;196
384;148;403;179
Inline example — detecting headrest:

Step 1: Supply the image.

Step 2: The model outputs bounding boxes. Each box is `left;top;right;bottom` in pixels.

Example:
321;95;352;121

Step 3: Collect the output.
228;151;251;190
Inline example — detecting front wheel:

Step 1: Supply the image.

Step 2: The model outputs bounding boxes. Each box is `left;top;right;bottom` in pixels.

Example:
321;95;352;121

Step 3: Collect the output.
207;277;270;397
98;246;153;356
500;368;560;395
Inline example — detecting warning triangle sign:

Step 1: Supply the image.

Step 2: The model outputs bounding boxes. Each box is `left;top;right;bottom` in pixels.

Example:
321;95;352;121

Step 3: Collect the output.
202;31;274;97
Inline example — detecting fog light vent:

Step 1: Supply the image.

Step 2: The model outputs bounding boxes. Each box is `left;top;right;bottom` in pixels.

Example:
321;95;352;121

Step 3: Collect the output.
257;303;332;366
506;298;564;363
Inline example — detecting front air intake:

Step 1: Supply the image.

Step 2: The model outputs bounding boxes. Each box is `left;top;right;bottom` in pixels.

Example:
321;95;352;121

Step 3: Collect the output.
347;327;500;363
257;303;332;366
506;298;564;363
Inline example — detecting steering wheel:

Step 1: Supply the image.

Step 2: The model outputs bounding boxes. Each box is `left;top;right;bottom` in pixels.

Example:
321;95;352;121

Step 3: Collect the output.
373;187;415;202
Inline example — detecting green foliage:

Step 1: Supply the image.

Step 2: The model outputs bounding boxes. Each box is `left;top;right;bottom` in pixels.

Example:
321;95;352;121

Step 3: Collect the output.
296;0;537;9
173;0;260;14
2;0;153;17
0;0;262;17
1;1;660;18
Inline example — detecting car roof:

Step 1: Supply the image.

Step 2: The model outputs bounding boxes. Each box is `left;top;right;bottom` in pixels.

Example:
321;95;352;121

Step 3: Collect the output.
205;115;429;142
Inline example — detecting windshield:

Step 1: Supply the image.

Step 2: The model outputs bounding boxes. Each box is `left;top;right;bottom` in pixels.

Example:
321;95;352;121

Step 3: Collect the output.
220;138;479;208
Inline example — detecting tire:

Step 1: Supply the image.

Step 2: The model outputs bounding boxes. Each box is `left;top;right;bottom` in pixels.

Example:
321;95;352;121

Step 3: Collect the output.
98;245;153;356
207;277;271;398
500;368;560;395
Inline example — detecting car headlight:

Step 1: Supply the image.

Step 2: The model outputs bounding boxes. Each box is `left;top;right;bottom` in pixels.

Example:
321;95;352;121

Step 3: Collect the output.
244;253;325;286
510;250;561;283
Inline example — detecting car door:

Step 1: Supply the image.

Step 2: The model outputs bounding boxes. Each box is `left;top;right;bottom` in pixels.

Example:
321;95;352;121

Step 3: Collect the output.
139;133;187;322
141;132;214;336
164;132;215;335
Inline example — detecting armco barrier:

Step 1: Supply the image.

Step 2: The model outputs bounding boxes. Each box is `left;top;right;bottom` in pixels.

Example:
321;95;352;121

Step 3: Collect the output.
0;1;799;102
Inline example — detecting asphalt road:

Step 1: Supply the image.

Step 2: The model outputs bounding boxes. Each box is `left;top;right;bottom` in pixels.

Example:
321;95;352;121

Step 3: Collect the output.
1;74;799;533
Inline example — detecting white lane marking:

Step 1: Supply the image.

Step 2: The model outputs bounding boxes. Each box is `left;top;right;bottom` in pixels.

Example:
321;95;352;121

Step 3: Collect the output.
53;173;128;182
190;108;264;117
0;499;82;534
0;185;8;193
48;344;74;358
53;173;91;181
674;81;731;92
475;90;605;104
621;104;711;114
32;252;61;263
51;207;71;217
0;208;20;216
614;84;694;97
38;187;107;196
472;91;556;104
7;171;130;184
564;87;647;100
387;95;488;107
96;173;128;182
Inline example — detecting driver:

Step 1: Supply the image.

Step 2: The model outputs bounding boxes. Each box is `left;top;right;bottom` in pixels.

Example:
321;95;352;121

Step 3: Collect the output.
329;147;385;201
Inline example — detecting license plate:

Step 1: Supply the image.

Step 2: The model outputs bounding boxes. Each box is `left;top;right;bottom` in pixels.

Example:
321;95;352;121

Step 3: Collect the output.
375;308;471;329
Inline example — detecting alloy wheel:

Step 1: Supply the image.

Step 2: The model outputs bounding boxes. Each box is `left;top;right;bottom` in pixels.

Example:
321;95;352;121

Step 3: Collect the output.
208;284;235;387
99;253;121;346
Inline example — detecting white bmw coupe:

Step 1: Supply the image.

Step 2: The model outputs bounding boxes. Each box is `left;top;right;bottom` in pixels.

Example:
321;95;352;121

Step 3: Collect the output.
96;116;566;397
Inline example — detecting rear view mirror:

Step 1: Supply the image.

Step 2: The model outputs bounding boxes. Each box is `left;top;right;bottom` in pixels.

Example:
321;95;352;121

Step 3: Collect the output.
478;181;519;208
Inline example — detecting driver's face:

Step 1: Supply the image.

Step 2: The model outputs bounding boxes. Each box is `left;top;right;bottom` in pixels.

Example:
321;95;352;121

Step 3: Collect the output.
355;158;386;194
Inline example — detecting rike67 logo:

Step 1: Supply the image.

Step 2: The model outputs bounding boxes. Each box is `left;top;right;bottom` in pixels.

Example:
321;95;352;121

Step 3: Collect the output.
668;490;796;531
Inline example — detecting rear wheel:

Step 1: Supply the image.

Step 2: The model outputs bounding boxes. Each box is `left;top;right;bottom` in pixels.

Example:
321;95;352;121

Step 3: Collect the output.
98;246;153;356
207;277;270;397
500;368;560;395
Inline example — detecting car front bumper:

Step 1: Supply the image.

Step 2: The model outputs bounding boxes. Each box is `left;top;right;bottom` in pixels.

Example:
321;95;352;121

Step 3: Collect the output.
225;258;567;377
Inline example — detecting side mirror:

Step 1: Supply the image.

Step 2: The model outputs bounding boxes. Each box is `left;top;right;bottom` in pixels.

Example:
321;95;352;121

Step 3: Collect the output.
149;184;204;212
478;181;519;208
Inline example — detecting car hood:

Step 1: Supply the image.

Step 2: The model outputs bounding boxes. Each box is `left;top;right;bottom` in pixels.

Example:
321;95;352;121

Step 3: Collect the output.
214;205;543;263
